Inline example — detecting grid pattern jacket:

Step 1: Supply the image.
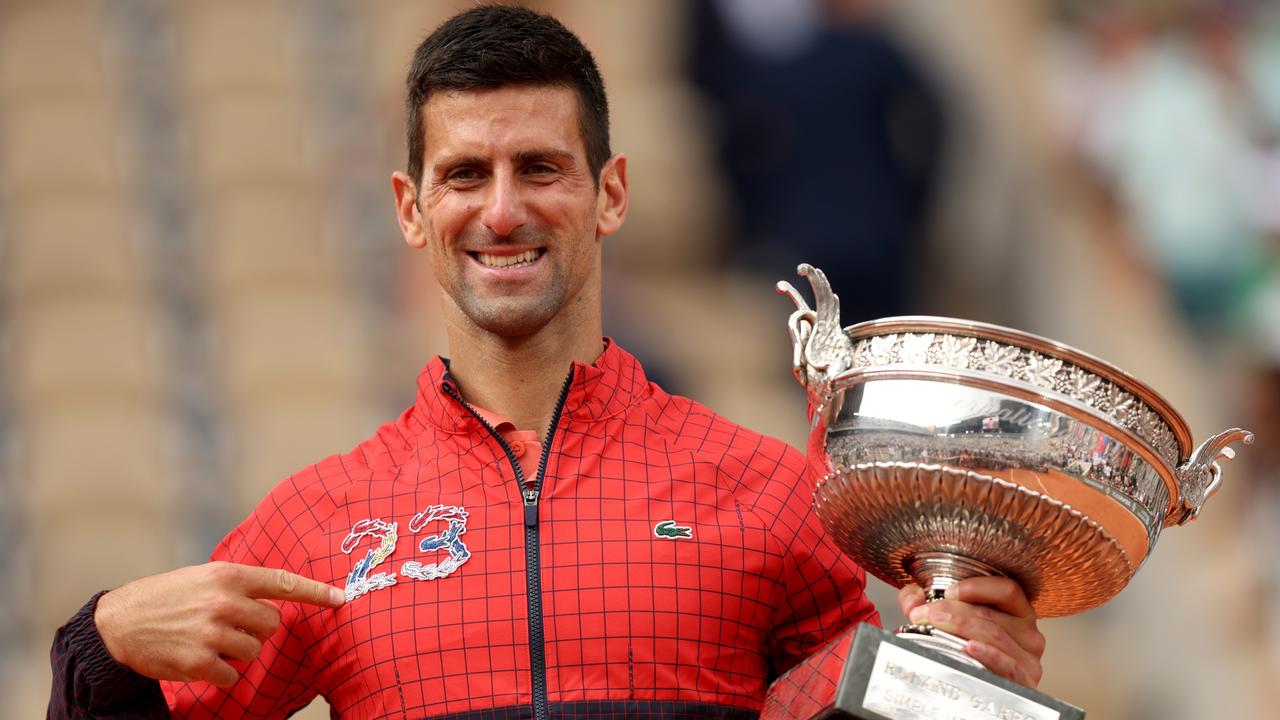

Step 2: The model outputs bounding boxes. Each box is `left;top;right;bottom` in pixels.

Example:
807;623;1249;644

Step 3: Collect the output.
50;341;879;719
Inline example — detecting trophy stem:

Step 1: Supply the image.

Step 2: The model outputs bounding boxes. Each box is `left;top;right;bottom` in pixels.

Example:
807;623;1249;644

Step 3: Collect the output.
907;551;1005;601
895;551;1007;669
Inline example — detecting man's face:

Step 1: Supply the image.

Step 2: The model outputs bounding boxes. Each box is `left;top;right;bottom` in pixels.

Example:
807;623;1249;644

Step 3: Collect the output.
395;85;625;339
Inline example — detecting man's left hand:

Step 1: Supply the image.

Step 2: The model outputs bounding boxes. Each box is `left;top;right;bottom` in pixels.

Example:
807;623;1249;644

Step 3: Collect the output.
897;577;1045;689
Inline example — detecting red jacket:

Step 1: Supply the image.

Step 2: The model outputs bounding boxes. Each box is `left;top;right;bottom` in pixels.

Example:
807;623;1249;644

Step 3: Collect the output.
51;341;879;719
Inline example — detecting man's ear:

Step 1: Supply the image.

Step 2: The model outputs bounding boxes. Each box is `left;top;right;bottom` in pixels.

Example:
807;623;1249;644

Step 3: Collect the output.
391;171;428;249
595;154;628;238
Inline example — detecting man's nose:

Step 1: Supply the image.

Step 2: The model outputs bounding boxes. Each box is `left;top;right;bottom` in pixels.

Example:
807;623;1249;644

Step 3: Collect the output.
480;172;528;238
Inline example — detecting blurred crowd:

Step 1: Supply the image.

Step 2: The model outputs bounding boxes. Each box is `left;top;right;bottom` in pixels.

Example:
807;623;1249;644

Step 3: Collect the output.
1047;0;1280;347
0;1;1277;718
1045;0;1280;689
1046;5;1280;716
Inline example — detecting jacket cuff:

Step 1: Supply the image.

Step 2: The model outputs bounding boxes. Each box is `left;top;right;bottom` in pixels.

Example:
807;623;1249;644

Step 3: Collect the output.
63;590;164;708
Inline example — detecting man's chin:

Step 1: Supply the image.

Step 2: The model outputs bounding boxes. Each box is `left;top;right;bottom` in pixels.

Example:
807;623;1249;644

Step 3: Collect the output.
462;302;559;340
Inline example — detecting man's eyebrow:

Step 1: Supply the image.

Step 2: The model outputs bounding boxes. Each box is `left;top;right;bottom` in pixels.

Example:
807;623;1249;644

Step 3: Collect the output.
433;154;487;174
514;148;576;165
431;149;576;176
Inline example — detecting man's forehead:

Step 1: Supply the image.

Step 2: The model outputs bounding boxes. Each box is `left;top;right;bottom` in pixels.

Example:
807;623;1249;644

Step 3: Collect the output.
421;85;586;158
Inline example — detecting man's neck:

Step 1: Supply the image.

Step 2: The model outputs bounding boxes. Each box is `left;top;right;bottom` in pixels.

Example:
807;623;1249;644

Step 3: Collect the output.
445;328;602;441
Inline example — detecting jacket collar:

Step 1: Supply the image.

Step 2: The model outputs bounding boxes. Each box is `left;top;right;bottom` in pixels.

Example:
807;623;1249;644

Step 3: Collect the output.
411;338;651;438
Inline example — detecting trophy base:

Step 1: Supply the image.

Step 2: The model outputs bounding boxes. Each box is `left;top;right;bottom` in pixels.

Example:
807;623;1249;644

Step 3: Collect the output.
761;623;1083;720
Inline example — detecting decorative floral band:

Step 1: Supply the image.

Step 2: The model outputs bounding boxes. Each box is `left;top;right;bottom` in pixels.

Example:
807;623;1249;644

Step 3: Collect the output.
846;332;1181;469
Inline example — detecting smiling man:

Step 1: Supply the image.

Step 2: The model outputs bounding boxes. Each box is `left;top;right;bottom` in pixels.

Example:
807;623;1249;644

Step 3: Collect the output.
393;79;626;436
49;6;1044;719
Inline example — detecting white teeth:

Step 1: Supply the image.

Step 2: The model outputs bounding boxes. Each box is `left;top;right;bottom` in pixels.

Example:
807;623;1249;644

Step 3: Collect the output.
476;249;540;268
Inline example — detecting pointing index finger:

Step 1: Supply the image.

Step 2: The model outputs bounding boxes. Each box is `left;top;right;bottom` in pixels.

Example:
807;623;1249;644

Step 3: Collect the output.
238;566;345;608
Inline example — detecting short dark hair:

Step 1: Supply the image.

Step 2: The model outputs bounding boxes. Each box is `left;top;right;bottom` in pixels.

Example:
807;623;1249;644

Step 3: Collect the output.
404;5;611;186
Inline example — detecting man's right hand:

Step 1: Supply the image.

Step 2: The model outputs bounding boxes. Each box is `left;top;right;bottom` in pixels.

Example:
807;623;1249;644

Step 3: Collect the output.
94;561;345;688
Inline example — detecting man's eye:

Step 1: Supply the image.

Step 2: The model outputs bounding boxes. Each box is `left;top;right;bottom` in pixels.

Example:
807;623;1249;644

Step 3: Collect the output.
447;168;483;183
526;164;557;176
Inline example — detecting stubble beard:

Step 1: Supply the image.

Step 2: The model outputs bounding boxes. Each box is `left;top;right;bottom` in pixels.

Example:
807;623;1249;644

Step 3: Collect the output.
440;225;590;340
453;272;570;339
448;227;568;338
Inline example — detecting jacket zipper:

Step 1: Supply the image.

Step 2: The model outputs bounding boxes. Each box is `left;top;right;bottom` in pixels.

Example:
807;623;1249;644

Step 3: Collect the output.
442;370;575;720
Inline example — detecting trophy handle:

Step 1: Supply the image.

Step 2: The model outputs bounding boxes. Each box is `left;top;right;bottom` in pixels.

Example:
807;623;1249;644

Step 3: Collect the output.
1173;428;1254;525
777;264;854;423
776;282;815;389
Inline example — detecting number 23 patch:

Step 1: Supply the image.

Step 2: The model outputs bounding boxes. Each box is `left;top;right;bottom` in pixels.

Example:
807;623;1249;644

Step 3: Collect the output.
341;505;471;602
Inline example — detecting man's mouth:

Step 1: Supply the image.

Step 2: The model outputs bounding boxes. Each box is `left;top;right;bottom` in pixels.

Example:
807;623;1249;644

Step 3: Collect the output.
473;249;543;269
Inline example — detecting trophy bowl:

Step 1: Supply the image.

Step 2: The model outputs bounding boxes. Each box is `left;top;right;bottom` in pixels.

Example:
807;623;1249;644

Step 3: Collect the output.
778;264;1253;663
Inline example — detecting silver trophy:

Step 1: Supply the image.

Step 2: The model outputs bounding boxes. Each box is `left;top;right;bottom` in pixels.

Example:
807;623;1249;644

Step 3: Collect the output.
763;264;1253;720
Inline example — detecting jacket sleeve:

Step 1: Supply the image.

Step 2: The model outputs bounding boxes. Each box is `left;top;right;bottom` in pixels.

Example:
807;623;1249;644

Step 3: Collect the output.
48;591;169;719
160;473;331;719
764;451;882;676
50;469;333;720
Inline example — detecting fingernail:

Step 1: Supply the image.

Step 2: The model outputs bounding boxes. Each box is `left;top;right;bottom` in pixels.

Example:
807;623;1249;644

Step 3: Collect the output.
330;587;346;605
909;607;928;624
929;609;951;624
944;585;959;600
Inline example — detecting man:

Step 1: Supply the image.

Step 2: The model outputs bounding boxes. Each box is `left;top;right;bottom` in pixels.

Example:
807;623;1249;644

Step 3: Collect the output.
50;6;1043;718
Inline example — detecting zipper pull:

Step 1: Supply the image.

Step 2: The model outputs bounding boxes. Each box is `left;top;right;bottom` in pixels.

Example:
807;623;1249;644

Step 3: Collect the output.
522;487;539;527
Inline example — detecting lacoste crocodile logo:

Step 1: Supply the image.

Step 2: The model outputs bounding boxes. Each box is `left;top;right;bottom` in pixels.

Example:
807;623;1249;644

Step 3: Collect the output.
653;520;692;539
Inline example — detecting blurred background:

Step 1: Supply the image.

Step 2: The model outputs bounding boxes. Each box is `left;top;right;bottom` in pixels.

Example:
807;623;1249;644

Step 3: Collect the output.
1;0;1277;717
